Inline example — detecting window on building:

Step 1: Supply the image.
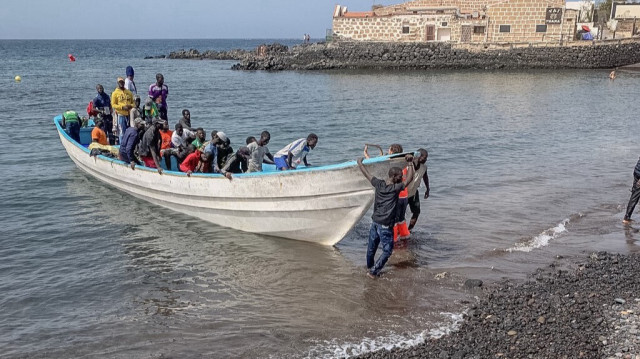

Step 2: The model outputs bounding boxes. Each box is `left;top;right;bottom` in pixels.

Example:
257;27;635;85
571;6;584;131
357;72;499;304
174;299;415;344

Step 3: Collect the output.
499;25;511;33
536;24;547;33
402;25;410;34
441;22;448;27
473;26;485;34
436;10;444;14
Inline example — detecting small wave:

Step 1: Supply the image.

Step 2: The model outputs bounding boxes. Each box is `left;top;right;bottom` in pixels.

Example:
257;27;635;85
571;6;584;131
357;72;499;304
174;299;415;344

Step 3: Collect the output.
300;312;465;359
506;218;571;253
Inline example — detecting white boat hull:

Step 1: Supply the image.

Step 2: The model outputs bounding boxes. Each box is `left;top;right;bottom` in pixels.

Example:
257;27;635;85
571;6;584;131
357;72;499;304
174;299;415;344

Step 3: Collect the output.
55;117;404;246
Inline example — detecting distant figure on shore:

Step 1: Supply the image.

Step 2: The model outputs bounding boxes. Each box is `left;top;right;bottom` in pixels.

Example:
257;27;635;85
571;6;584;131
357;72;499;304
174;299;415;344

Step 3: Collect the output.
357;154;414;278
610;69;617;80
623;156;640;224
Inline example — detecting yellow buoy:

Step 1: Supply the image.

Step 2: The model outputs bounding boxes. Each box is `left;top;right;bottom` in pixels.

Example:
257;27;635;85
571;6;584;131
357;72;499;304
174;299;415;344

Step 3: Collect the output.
14;76;21;82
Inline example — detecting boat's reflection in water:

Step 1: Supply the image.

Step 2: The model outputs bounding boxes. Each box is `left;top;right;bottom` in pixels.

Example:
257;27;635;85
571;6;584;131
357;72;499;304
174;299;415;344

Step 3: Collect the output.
64;170;470;358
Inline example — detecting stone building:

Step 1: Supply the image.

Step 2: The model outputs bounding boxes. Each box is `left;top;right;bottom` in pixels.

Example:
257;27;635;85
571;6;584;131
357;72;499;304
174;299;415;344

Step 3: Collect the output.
332;0;578;44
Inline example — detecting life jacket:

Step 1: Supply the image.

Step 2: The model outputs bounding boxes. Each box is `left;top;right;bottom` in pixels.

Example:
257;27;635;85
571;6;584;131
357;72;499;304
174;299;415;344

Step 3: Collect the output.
399;167;409;199
64;110;80;122
87;101;98;117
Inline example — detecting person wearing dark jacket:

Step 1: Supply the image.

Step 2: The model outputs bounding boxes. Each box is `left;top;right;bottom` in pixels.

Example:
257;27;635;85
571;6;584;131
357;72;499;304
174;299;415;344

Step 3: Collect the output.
119;118;145;169
623;157;640;223
221;147;250;180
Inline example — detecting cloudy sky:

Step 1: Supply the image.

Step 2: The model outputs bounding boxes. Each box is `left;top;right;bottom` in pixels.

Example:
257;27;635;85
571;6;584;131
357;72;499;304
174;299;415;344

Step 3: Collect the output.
0;0;398;39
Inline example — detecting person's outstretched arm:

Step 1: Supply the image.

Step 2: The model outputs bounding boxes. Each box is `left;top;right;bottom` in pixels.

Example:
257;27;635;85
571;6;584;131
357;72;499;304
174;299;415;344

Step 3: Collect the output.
357;157;373;182
402;154;415;189
423;169;430;199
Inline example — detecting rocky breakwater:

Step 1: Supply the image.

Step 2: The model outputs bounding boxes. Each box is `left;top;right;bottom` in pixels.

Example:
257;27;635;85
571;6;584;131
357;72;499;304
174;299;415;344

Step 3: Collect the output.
162;43;292;62
230;40;640;71
354;252;640;359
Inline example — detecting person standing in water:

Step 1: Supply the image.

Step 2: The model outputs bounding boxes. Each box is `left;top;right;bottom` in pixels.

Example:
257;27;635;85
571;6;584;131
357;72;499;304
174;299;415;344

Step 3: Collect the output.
357;154;414;278
623;156;640;224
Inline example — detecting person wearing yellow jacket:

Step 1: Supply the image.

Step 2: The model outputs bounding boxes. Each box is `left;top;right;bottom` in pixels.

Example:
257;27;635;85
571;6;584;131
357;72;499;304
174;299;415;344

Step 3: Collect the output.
111;77;134;144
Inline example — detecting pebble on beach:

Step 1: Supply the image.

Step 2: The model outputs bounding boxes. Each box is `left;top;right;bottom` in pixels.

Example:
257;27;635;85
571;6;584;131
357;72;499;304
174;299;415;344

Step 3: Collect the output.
354;252;640;359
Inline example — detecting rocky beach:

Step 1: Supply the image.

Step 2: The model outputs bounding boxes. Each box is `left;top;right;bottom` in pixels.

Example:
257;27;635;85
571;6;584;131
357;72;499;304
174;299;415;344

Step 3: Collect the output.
162;40;640;71
353;252;640;359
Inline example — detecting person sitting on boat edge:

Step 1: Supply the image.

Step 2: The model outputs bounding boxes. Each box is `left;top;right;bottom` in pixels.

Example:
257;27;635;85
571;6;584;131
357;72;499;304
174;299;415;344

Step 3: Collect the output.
180;150;210;176
357;154;414;278
119;118;145;169
203;130;221;173
179;109;195;132
221;147;251;180
191;128;206;150
111;77;134;144
247;131;275;173
137;119;164;174
215;132;233;170
92;84;114;144
274;133;318;170
62;110;83;143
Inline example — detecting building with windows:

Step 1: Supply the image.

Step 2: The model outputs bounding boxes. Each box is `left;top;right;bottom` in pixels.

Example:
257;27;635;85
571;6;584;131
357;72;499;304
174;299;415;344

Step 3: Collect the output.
332;0;578;44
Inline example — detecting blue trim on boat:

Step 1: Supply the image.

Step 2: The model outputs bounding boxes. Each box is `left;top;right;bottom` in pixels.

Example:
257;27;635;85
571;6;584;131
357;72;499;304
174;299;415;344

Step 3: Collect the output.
54;116;393;178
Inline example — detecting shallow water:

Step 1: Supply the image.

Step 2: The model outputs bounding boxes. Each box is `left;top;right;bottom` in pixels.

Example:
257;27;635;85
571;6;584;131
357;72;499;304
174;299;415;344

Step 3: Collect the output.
1;39;639;358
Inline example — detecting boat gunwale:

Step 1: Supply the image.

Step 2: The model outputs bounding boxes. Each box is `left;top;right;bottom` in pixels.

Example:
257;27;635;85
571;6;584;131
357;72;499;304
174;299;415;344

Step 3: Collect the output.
54;115;400;179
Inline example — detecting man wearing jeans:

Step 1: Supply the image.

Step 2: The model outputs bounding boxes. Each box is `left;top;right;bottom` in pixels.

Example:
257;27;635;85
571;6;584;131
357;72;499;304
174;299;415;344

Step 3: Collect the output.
111;77;134;144
357;155;414;278
623;157;640;224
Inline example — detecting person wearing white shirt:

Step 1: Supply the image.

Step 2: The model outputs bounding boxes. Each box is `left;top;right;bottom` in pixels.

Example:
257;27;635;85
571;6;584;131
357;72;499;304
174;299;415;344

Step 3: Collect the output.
273;133;318;170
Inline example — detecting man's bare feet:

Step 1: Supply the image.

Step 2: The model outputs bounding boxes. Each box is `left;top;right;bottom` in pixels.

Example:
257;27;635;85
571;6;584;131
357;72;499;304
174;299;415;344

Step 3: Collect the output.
366;272;377;279
623;218;633;224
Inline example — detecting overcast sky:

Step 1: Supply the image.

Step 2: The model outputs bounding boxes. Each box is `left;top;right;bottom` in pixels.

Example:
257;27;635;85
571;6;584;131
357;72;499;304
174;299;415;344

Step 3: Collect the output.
0;0;399;39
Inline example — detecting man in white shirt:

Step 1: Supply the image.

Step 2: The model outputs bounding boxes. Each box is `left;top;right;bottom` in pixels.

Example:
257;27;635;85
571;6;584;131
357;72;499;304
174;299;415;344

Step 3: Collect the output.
273;133;318;170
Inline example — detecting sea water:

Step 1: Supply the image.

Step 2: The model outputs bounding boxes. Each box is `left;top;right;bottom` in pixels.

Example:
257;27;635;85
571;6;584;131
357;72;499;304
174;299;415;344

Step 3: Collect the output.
0;39;639;358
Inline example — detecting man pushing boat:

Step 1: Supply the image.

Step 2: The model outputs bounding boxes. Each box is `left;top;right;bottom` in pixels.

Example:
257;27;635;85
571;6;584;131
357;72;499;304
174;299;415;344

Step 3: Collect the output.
357;154;414;278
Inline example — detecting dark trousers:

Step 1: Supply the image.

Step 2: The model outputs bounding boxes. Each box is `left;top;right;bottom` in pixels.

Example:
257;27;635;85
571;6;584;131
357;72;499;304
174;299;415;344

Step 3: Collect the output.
408;190;421;220
367;222;394;276
624;176;640;220
103;117;115;145
67;121;80;143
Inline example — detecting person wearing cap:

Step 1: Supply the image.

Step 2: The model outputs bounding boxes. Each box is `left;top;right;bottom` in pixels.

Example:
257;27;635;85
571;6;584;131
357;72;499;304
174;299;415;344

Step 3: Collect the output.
214;132;232;170
148;73;168;120
119;118;145;169
124;66;137;95
92;84;114;145
221;147;250;180
273;133;318;170
62;110;82;143
111;77;134;144
129;95;142;127
142;97;159;125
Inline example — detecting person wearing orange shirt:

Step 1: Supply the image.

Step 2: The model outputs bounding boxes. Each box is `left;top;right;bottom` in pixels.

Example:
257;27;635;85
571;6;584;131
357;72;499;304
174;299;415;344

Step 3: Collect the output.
159;120;173;150
91;119;108;145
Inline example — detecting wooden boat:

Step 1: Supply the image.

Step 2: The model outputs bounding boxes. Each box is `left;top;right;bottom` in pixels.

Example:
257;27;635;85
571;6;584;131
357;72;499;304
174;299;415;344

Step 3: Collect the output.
54;116;406;246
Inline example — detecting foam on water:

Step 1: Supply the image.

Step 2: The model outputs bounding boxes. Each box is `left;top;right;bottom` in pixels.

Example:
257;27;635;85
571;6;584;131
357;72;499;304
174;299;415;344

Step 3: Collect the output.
506;218;570;253
300;312;465;359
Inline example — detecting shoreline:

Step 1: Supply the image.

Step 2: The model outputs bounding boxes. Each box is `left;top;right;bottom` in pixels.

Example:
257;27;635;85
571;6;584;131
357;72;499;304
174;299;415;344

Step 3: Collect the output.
353;251;640;359
159;39;640;71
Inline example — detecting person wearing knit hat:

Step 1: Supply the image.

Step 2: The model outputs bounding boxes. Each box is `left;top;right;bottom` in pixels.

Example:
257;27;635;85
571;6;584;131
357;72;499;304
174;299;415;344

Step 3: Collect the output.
125;66;137;95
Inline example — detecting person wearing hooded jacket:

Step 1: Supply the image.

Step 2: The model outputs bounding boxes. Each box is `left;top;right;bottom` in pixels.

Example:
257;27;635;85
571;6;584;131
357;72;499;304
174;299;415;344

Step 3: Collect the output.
124;66;137;95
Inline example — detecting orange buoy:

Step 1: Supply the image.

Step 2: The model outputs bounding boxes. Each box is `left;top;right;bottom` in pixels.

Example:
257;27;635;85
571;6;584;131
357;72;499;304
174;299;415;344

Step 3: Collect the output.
68;54;76;62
